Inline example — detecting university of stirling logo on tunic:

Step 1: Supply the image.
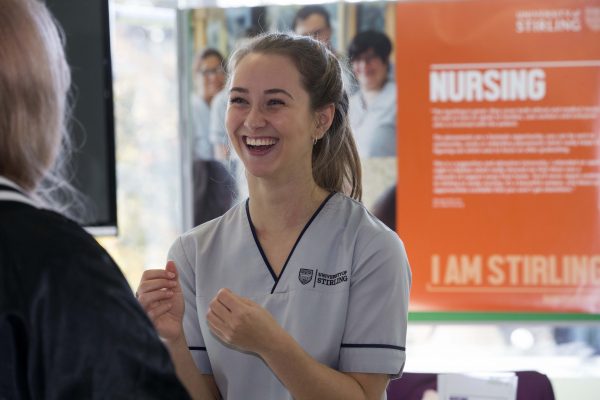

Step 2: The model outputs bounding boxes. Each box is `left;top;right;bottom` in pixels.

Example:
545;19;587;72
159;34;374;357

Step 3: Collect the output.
298;268;314;285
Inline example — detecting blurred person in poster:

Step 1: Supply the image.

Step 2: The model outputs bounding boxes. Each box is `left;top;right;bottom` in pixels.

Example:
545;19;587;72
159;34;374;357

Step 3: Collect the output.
293;4;357;95
192;48;226;161
191;48;236;226
0;0;190;397
292;4;334;51
348;30;396;158
137;32;411;399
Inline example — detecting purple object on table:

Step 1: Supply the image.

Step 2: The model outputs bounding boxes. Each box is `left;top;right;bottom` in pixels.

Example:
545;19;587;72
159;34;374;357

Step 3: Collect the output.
386;371;555;400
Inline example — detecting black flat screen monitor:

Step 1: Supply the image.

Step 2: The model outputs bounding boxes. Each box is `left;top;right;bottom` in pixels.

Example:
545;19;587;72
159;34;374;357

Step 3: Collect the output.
45;0;117;235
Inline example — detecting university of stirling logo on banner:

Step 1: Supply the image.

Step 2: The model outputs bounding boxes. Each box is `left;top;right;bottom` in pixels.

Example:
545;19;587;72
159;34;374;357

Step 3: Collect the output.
298;268;314;285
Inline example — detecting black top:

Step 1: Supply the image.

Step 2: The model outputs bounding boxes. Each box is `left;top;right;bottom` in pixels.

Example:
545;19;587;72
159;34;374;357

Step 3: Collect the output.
0;198;190;399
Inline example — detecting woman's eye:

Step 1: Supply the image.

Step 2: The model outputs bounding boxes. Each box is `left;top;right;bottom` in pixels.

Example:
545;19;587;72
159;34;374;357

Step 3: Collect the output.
267;98;285;106
229;97;247;105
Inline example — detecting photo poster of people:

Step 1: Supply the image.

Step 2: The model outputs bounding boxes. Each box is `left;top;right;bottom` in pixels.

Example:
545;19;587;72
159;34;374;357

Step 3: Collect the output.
395;0;600;318
187;2;399;229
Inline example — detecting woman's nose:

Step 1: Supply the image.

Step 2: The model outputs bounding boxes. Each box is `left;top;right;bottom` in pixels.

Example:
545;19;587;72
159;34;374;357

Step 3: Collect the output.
244;106;266;130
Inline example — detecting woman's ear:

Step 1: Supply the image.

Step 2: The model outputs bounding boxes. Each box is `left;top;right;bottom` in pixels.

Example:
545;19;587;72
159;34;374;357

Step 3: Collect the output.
315;103;335;139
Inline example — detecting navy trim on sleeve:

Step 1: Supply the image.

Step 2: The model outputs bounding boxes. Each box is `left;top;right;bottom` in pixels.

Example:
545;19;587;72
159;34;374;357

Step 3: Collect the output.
341;343;406;351
189;346;207;351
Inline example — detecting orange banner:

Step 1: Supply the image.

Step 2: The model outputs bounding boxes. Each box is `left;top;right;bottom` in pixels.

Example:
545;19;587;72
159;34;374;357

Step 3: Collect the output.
396;0;600;313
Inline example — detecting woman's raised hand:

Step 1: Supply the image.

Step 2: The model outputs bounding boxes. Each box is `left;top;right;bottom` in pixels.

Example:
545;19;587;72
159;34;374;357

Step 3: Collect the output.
206;288;283;355
136;260;185;342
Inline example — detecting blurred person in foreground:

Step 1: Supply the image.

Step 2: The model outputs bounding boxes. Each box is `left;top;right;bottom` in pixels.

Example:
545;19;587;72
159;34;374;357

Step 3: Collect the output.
0;0;190;397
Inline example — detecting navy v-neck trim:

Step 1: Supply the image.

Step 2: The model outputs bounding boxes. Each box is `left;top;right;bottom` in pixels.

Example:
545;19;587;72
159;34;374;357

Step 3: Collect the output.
245;192;336;294
246;200;277;282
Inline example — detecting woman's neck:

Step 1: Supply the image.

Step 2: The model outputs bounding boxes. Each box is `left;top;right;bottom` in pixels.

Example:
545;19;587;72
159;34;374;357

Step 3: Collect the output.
247;175;329;234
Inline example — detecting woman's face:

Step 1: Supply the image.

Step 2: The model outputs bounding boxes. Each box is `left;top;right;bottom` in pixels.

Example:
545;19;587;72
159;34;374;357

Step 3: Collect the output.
352;48;388;92
226;53;318;183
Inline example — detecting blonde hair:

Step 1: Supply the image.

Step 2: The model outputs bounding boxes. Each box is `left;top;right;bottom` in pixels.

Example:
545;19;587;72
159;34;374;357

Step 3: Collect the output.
0;0;77;212
228;32;362;201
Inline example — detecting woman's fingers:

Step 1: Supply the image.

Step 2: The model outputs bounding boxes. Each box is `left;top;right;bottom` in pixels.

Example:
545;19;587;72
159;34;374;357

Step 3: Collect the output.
165;260;178;277
207;312;229;342
137;278;177;295
138;288;174;310
140;268;176;281
207;319;225;341
134;263;185;342
136;269;176;297
147;300;173;320
215;288;242;312
208;297;231;321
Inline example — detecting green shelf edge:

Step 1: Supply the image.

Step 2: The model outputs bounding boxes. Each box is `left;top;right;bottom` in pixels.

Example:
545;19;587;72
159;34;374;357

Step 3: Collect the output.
409;312;600;322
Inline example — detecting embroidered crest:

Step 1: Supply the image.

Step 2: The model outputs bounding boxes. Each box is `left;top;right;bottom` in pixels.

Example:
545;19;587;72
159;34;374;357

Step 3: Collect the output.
298;268;314;285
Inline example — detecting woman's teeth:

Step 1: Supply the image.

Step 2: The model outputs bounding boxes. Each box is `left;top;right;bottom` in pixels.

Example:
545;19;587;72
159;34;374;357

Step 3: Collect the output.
246;137;277;146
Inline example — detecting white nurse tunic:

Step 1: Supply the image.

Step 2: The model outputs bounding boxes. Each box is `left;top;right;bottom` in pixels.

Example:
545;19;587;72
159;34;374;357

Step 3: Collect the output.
169;192;411;399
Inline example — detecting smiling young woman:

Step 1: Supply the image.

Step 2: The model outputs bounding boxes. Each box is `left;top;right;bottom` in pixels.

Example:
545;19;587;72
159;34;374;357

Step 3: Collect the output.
226;52;320;186
136;32;412;400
